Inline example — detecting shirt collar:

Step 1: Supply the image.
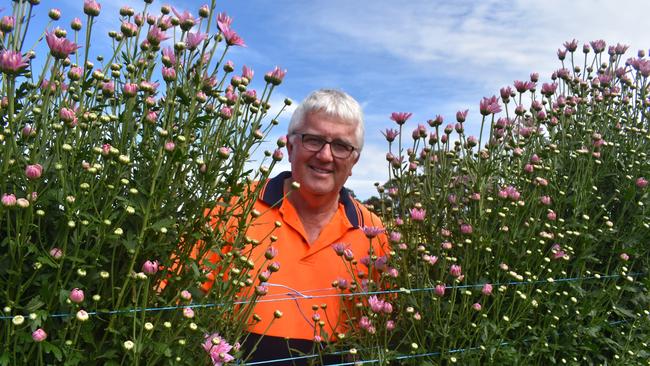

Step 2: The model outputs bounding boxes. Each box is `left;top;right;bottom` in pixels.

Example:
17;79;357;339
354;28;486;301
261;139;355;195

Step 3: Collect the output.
261;171;362;228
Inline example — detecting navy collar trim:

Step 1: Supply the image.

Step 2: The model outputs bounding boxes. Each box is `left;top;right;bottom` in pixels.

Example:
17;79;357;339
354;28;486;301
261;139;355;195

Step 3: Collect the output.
261;171;361;228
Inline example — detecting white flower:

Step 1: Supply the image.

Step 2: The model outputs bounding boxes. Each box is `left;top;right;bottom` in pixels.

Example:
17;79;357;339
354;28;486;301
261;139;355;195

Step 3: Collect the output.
76;310;89;322
144;322;154;331
12;315;25;325
123;340;134;350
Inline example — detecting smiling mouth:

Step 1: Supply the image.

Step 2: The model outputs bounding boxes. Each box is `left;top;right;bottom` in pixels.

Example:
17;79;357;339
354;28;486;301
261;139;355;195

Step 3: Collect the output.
310;166;333;174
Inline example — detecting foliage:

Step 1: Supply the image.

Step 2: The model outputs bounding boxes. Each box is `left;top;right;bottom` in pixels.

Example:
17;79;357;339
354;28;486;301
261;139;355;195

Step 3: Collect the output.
0;1;288;365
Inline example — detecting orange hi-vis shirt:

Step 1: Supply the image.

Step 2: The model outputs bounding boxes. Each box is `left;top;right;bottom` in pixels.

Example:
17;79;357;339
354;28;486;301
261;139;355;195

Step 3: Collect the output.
201;171;387;341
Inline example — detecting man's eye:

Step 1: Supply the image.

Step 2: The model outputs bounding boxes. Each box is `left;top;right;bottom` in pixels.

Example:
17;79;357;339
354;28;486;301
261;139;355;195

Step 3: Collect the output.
304;136;323;144
332;142;351;151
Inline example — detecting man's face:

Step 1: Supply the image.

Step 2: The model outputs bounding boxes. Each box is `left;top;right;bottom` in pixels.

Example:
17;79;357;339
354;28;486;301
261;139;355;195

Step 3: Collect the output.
287;111;360;198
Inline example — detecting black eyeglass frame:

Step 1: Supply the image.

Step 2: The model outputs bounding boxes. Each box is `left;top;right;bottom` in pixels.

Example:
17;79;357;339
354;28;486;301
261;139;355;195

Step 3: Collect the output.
291;133;357;159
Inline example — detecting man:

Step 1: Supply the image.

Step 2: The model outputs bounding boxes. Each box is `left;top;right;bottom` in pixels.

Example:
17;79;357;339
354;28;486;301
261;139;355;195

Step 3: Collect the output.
203;89;387;364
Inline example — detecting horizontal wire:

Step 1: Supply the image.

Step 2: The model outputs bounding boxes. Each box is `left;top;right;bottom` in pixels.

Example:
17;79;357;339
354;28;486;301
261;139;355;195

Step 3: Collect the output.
0;272;643;320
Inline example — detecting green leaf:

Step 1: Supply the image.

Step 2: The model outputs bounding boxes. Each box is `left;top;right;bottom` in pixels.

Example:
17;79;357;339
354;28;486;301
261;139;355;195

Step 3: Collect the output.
25;296;45;312
42;342;63;361
0;352;9;366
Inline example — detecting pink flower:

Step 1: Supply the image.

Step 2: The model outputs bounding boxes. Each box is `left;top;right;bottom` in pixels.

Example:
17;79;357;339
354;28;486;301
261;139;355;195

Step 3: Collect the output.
59;107;76;124
258;270;271;282
217;146;231;159
450;264;462;277
460;224;473;235
481;283;493;296
541;82;557;96
362;226;385;238
264;66;286;85
547;210;557;221
141;260;159;274
564;39;578;52
524;164;534;173
513;80;535;93
25;164;43;180
186;31;208;50
472;303;482;311
368;296;384;313
390;112;412;125
382;302;393;314
183;307;195;318
69;288;85;303
222;28;246;47
590;39;606;53
181;290;192;300
123;83;138;97
0;50;29;75
332;243;347;256
67;66;83;81
242;65;254;81
620;253;630;261
456;109;469;122
1;194;17;207
161;47;177;66
540;195;552;206
0;16;15;33
147;26;170;46
45;32;80;59
162;67;176;82
202;333;235;366
216;13;233;32
219;106;233;119
272;149;284;161
479;95;501;115
441;241;452;250
636;177;648;189
71;17;82;31
359;316;372;330
386;320;395;330
83;0;101;17
434;284;446;297
172;7;199;31
499;88;513;104
49;247;63;259
409;208;426;222
387;267;399;278
265;246;278;260
267;261;280;272
32;328;47;342
382;128;399;142
423;255;438;266
102;81;114;95
255;285;268;296
120;21;138;37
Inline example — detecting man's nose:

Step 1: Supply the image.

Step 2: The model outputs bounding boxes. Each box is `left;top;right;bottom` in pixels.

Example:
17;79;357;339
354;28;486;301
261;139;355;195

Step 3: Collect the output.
314;142;335;161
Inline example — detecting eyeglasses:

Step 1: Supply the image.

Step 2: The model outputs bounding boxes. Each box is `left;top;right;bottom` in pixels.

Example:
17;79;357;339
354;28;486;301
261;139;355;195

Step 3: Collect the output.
293;133;357;159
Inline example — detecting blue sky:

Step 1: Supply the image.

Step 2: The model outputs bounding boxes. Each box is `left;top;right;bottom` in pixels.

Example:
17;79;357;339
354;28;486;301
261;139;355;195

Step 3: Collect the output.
20;0;650;199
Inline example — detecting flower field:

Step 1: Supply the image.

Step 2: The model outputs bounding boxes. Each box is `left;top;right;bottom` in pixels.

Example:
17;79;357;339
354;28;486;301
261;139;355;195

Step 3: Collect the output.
1;1;649;365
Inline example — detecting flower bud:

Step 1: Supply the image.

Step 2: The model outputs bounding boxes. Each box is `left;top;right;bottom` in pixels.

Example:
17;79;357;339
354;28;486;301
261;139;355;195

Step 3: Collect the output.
49;8;61;20
69;288;85;303
76;310;89;321
141;260;159;274
32;328;47;342
71;18;83;31
25;164;43;180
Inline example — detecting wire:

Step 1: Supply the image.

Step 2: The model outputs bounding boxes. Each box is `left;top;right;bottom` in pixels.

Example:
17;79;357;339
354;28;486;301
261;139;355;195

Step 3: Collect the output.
0;272;643;320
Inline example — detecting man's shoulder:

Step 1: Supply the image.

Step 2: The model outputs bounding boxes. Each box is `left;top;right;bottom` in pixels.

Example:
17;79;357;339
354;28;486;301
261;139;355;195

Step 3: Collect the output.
345;193;385;228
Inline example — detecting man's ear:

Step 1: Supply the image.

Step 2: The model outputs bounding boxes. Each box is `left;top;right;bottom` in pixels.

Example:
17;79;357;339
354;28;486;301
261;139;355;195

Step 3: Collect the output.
349;152;360;176
286;135;294;162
